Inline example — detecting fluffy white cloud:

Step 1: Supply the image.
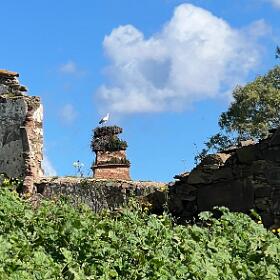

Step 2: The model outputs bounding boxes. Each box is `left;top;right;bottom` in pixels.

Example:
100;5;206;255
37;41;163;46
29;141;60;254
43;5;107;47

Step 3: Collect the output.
59;104;77;123
267;0;280;8
97;4;269;114
42;155;57;176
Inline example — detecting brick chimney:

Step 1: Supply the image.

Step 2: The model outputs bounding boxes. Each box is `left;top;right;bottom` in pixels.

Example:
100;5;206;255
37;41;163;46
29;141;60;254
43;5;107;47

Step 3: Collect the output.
91;126;131;180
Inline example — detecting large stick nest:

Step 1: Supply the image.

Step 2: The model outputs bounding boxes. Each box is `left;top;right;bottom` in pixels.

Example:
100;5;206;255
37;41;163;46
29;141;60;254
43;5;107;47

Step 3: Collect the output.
91;126;127;152
94;126;122;137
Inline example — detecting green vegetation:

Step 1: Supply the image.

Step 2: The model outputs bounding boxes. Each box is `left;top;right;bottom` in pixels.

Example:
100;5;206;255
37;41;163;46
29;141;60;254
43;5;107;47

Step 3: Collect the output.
0;183;279;279
196;49;280;162
219;65;280;140
276;46;280;59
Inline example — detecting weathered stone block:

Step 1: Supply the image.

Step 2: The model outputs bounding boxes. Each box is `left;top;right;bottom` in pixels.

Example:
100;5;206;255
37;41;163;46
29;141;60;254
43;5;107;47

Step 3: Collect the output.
233;164;252;178
197;179;254;212
254;187;272;198
251;160;268;175
255;198;271;211
187;169;212;185
265;167;280;185
174;184;197;195
236;145;257;163
263;146;280;162
200;153;231;167
269;129;280;146
211;167;234;182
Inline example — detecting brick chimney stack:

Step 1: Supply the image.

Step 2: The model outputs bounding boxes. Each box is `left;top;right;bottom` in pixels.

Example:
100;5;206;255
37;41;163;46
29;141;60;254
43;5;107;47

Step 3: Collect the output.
91;126;131;180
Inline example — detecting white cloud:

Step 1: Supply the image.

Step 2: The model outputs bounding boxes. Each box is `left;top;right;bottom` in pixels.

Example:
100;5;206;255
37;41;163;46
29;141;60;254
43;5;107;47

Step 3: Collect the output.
244;19;272;38
267;0;280;8
59;104;77;123
59;61;86;76
42;155;57;176
59;61;78;74
97;4;268;114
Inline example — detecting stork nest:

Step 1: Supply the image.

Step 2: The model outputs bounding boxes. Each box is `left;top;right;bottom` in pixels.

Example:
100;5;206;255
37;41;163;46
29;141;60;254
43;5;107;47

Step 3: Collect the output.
91;135;127;152
92;126;127;151
94;126;123;137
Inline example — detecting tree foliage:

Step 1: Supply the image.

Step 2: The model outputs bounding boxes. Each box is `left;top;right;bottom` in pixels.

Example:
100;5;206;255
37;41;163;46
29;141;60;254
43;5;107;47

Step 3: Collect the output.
196;49;280;161
219;65;280;139
194;133;234;164
276;46;280;59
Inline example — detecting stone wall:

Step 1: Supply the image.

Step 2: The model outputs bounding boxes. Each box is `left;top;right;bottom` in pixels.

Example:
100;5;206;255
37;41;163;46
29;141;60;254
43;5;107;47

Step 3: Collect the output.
0;70;43;193
169;128;280;229
35;177;166;212
0;70;27;95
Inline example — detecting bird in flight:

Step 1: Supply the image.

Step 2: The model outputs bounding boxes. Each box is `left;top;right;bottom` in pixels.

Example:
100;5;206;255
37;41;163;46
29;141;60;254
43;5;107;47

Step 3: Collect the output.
99;113;110;125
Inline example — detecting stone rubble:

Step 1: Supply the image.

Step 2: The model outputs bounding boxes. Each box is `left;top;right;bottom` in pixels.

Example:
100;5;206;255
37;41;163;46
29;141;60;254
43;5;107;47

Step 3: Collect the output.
0;70;27;96
169;129;280;229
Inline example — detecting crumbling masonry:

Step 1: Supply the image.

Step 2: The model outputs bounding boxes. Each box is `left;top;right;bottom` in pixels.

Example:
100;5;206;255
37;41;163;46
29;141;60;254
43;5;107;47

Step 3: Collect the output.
169;131;280;229
0;70;43;193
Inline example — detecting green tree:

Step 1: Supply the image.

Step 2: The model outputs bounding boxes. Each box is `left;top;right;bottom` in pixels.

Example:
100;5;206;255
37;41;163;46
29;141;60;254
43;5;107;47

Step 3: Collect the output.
276;46;280;59
196;48;280;162
219;65;280;139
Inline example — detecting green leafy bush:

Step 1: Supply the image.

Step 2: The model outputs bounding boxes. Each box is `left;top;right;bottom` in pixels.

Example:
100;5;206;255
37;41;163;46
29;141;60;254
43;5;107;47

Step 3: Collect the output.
0;185;279;279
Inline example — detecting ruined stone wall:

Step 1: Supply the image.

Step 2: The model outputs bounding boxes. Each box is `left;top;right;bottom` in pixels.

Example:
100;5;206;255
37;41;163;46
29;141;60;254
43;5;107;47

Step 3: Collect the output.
0;96;28;178
169;128;280;229
21;97;43;192
0;95;43;192
35;177;166;212
0;70;43;192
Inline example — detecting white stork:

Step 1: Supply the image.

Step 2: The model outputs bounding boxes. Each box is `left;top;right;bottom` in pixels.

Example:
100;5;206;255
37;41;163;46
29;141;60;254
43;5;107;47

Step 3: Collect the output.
99;113;110;125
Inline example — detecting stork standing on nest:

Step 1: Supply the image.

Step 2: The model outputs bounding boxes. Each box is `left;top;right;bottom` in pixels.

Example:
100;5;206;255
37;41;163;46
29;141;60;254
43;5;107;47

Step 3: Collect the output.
99;113;110;126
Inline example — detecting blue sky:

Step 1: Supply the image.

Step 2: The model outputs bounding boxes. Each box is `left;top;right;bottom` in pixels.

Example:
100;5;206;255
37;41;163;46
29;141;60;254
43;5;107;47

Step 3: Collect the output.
1;0;279;182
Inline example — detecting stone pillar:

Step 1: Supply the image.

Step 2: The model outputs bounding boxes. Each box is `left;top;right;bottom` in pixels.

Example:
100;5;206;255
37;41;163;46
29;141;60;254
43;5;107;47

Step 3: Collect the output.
0;70;43;193
91;126;131;180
